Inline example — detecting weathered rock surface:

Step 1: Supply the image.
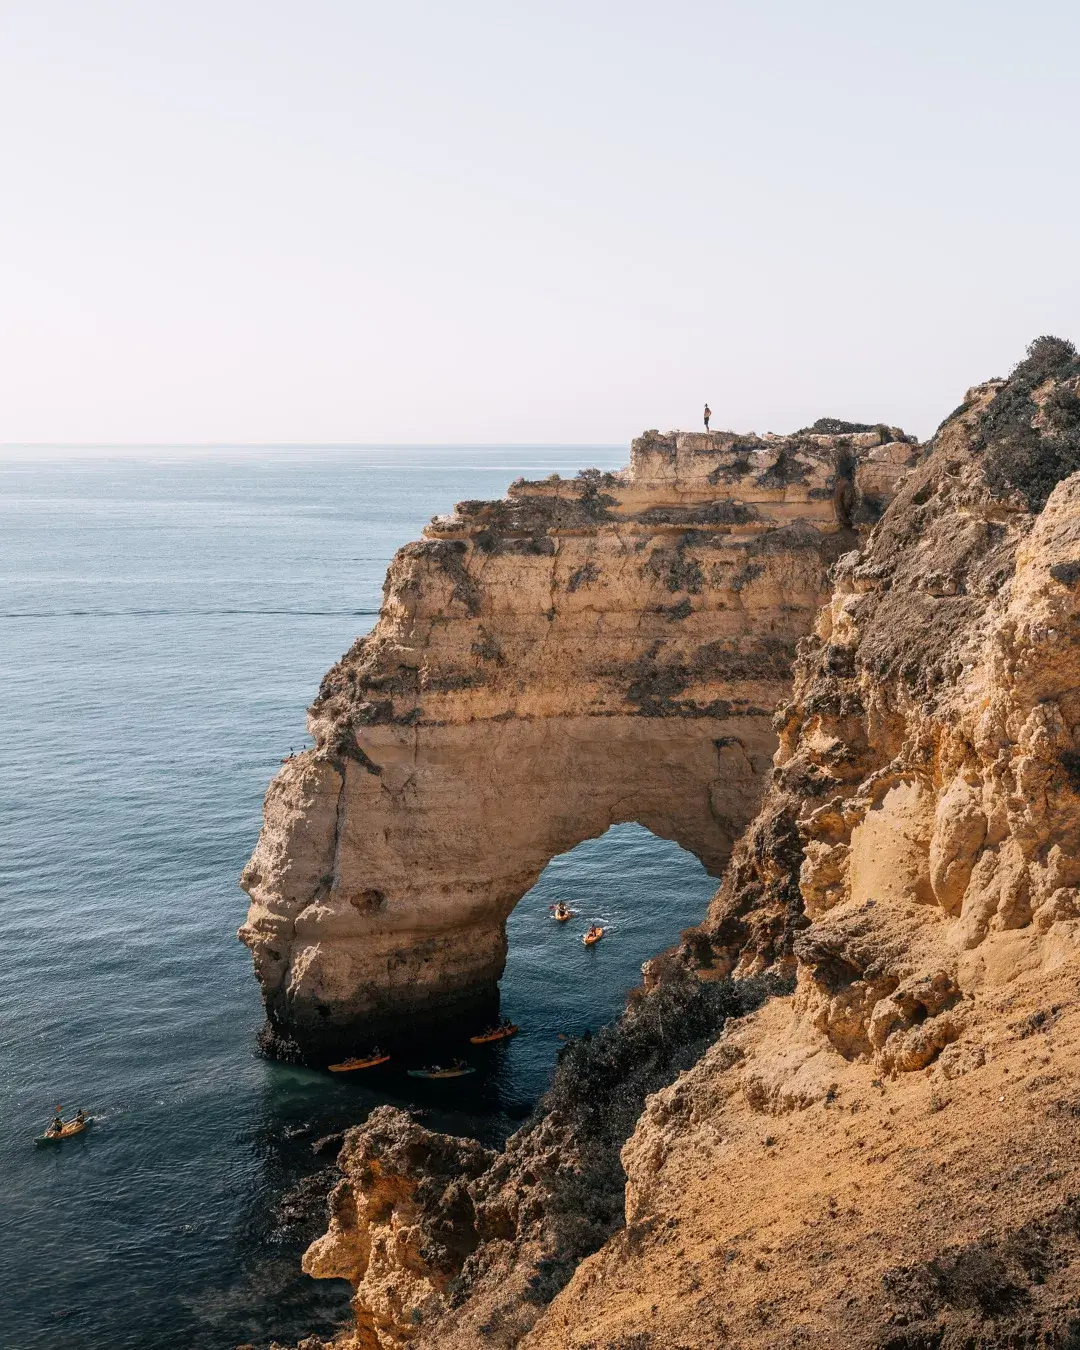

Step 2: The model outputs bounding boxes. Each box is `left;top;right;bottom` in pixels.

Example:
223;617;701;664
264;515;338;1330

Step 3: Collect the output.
526;336;1080;1346
707;338;1080;1063
298;969;781;1350
295;340;1080;1349
301;1107;495;1348
533;973;1080;1350
240;423;915;1056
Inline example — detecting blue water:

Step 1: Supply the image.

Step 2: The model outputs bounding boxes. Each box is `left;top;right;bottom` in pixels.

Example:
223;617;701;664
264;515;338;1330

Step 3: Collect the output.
0;449;720;1350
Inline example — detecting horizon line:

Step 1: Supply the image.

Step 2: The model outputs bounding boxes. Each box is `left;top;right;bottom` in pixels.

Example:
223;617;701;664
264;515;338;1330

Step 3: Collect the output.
0;439;627;450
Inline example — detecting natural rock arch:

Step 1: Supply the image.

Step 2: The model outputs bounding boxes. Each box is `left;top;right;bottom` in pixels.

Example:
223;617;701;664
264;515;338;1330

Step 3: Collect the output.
240;425;917;1058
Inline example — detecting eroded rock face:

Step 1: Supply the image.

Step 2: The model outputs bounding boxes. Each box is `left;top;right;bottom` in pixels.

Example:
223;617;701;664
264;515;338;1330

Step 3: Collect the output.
241;425;915;1056
299;970;778;1350
708;338;1080;1072
301;1107;494;1348
296;341;1080;1350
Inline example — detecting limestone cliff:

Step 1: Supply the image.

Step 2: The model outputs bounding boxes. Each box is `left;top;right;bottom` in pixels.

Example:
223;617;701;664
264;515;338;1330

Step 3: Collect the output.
298;972;782;1350
529;336;1080;1347
297;339;1080;1349
240;423;915;1057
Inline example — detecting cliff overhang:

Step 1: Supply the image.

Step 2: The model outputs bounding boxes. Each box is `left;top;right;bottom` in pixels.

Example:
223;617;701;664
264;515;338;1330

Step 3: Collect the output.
239;424;917;1059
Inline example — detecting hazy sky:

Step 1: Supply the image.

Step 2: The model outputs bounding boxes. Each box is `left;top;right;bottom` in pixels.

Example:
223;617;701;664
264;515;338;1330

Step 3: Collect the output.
2;1;1078;447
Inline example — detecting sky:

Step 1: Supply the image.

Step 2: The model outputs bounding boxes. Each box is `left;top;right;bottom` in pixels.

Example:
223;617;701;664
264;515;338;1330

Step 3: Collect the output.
1;0;1078;448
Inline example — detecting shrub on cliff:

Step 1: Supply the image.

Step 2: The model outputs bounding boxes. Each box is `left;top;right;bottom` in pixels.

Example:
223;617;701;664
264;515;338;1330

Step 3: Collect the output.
803;417;876;435
975;334;1080;511
518;969;790;1305
543;968;776;1136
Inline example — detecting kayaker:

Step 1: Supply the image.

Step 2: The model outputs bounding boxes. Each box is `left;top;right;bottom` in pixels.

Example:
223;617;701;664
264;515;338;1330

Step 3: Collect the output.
47;1111;63;1136
74;1109;86;1125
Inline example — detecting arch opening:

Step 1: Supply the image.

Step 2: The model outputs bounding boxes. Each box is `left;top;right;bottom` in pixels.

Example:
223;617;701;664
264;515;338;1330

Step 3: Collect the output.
493;823;717;1098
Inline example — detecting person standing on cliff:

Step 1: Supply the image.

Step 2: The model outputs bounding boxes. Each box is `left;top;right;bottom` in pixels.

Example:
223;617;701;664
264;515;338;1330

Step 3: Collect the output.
704;403;711;432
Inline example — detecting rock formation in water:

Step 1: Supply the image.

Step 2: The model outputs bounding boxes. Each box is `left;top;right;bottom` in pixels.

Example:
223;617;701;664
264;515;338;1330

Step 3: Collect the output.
240;423;916;1057
295;339;1080;1349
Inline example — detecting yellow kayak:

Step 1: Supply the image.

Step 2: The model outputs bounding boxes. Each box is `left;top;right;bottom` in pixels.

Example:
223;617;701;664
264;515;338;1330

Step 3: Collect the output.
583;927;604;946
470;1023;518;1045
328;1053;391;1072
552;906;574;922
37;1117;90;1143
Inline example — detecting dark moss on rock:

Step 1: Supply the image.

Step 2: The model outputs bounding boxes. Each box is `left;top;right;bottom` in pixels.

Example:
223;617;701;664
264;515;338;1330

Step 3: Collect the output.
974;335;1080;512
755;445;811;489
634;500;758;527
643;539;706;594
568;559;601;592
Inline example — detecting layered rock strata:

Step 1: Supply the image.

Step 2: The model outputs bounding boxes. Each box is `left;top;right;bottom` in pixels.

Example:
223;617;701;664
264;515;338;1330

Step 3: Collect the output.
707;337;1080;1051
298;339;1080;1348
530;337;1080;1348
241;423;915;1056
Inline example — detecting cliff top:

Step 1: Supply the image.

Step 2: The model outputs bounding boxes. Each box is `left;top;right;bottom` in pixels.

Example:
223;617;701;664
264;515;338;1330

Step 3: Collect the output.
424;422;919;541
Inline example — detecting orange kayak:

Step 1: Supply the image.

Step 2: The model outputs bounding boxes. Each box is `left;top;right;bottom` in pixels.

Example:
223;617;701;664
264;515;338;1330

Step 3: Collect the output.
583;928;604;946
328;1054;391;1072
37;1117;91;1143
470;1024;519;1045
552;908;574;922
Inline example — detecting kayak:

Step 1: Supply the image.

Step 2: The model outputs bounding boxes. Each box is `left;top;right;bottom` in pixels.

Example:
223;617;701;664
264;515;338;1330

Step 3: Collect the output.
37;1118;90;1144
328;1053;391;1072
583;928;604;946
470;1024;518;1045
552;908;574;922
407;1065;475;1079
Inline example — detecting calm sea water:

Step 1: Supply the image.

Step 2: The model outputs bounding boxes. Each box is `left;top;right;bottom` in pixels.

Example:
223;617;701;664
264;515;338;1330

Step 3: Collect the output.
0;448;720;1350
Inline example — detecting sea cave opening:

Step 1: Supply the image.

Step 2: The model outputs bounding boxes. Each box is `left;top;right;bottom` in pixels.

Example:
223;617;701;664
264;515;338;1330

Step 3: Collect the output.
495;823;717;1103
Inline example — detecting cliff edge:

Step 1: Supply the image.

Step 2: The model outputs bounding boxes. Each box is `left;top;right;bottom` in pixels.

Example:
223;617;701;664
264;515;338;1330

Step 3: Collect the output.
295;339;1080;1349
532;335;1080;1349
240;422;914;1058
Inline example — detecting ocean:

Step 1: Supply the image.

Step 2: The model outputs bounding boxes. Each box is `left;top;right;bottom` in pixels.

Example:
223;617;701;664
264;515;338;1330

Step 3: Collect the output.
0;448;720;1349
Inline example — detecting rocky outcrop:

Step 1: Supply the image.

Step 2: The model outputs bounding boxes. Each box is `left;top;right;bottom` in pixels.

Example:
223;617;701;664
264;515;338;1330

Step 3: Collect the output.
534;974;1080;1350
706;336;1080;1069
299;969;781;1350
301;1108;495;1347
240;423;915;1057
297;339;1080;1349
526;336;1080;1347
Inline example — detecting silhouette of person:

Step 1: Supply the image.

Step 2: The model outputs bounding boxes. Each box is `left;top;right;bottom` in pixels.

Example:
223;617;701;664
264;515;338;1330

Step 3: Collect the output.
704;404;711;431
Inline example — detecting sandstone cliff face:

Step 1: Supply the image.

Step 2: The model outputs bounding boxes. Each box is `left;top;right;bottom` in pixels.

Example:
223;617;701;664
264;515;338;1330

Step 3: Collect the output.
297;340;1080;1349
301;1108;495;1348
526;337;1080;1346
708;338;1080;1070
298;970;780;1350
241;424;914;1057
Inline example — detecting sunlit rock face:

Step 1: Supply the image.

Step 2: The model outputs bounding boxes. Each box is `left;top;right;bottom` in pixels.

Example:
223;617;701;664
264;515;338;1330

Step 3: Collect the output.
708;346;1080;1067
288;344;1080;1350
239;423;917;1058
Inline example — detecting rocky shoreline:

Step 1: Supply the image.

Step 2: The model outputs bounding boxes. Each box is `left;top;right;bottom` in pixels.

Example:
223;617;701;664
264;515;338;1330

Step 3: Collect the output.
266;338;1080;1349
